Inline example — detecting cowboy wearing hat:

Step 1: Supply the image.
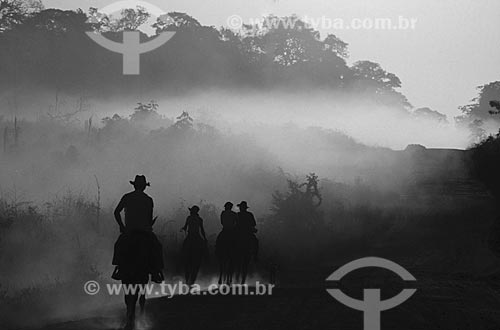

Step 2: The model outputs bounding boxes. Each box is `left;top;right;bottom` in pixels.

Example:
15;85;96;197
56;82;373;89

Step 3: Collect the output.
221;202;237;229
236;201;257;234
180;205;207;237
180;205;208;285
112;175;164;283
236;201;259;260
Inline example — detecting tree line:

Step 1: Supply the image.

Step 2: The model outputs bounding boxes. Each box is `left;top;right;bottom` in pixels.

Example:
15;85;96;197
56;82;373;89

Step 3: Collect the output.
0;1;410;110
1;1;498;132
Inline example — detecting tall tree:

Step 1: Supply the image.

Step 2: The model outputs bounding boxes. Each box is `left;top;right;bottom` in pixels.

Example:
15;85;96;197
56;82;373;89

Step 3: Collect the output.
0;0;43;32
459;81;500;121
323;33;349;59
87;6;151;32
351;60;401;90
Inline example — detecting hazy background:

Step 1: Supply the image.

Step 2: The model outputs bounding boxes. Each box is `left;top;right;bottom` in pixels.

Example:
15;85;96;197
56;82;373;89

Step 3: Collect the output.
1;1;500;328
42;0;500;119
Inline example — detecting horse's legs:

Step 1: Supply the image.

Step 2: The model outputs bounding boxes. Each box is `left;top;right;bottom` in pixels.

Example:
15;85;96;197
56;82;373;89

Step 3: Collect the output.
187;259;197;286
226;258;233;285
240;255;249;284
228;268;233;285
190;257;201;284
139;294;146;315
184;256;191;285
233;259;240;283
220;257;232;285
218;258;224;285
222;260;228;285
254;238;259;261
124;293;138;330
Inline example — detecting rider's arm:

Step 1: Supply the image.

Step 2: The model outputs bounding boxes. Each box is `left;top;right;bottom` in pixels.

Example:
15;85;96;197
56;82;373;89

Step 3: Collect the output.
181;217;188;231
251;213;257;232
148;197;154;225
200;218;207;241
114;196;126;233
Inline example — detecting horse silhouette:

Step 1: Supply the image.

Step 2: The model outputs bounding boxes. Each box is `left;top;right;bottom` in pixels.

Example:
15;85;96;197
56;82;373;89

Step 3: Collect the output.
181;206;208;285
233;231;258;284
112;175;163;330
216;229;236;284
216;203;238;284
233;202;259;284
117;232;154;330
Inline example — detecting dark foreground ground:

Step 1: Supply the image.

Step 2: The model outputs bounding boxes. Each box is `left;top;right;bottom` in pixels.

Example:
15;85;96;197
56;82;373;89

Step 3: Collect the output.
35;270;500;330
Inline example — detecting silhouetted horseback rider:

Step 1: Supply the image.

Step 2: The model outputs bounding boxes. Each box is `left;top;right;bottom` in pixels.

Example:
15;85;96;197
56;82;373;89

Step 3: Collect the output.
236;201;257;232
216;202;238;284
112;175;164;283
218;201;237;258
221;202;238;229
233;201;259;284
236;201;258;259
181;205;207;285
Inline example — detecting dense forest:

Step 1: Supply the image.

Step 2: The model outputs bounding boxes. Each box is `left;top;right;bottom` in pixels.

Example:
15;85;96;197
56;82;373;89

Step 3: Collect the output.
2;1;498;137
0;0;420;112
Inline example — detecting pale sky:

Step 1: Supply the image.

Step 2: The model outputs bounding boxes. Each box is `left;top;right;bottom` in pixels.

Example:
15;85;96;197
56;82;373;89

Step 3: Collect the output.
44;0;500;119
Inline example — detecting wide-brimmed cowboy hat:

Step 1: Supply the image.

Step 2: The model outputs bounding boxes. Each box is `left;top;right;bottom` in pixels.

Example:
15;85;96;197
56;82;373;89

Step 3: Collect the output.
129;175;150;186
237;201;249;209
189;205;200;213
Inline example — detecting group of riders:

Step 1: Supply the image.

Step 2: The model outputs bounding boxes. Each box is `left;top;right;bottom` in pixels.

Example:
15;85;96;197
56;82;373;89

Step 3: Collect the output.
112;175;259;287
111;174;260;330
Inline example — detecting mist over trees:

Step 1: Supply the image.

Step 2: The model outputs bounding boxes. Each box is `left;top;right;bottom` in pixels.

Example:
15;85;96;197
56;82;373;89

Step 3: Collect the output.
413;107;448;123
459;82;500;122
0;6;412;111
468;85;500;200
457;81;500;142
1;4;500;328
